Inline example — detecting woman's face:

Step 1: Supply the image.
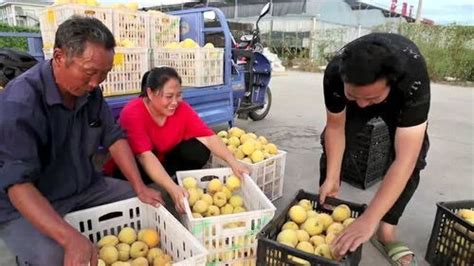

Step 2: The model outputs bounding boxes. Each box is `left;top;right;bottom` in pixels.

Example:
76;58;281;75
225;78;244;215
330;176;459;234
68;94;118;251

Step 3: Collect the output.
147;78;182;117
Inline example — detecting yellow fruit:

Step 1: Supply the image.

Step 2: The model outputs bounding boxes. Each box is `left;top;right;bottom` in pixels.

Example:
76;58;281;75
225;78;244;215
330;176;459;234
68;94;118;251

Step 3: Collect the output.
98;259;106;266
226;175;241;191
247;133;257;139
234;149;245;160
192;212;203;218
221;138;229;145
298;199;313;211
325;232;336;245
97;235;119;248
182;177;197;189
289;205;307;224
242;157;253;164
120;39;135;48
332;204;351;222
296;241;314;254
85;0;98;6
206;205;221;216
131;257;148;266
343;218;355;227
250;150;265;163
99;246;119;264
196;187;204;198
265;143;278;154
315;213;333;230
221;203;234;214
309;235;326;247
307;210;318;218
282;221;299;230
213;191;227;207
204;42;215;48
228;136;241;147
130;241;148;259
153;254;172;266
125;2;139;11
187;187;200;206
118;227;137;245
254;141;263;150
314;243;332;259
147;248;164;264
233;206;246;213
327;223;344;236
180;38;199;48
227;144;237;153
290;256;310;265
228;127;245;138
241;140;256;155
164;42;179;49
301;217;324;236
201;193;214;205
458;209;474;220
296;230;310;242
217;130;228;138
257;136;268;145
193;200;209;213
277;229;298;247
229;195;244;207
221;186;232;199
207;179;223;194
137;228;160;248
116;243;131;261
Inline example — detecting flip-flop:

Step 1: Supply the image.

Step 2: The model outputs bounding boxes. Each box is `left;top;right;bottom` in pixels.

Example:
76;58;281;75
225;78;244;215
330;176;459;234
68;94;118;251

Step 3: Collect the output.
370;237;417;266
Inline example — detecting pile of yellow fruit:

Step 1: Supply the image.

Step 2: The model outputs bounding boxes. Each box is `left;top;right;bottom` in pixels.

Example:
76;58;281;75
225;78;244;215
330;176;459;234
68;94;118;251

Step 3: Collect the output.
217;127;278;164
276;200;355;264
164;38;214;49
182;175;247;218
53;0;140;10
96;227;172;266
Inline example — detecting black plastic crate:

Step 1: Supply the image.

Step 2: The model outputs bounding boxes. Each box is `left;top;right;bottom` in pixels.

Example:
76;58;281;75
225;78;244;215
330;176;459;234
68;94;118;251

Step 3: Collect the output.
257;190;367;266
342;117;392;189
425;200;474;266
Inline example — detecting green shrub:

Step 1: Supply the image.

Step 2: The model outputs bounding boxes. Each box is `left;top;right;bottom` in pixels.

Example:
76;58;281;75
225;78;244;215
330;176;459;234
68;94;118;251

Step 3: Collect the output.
0;23;40;52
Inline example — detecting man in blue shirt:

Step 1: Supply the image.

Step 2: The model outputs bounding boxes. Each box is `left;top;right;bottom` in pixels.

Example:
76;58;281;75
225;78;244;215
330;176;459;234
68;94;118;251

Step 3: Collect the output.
0;16;163;265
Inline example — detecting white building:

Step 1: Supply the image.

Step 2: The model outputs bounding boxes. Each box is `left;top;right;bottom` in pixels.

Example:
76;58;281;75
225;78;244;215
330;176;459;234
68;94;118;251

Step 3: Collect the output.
0;0;52;27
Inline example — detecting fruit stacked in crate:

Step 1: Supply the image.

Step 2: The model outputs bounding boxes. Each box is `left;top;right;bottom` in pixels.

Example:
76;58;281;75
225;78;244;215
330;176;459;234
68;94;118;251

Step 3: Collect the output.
148;10;180;49
177;168;276;265
212;127;286;201
425;201;473;266
152;39;223;87
64;197;207;265
95;227;172;265
257;190;366;266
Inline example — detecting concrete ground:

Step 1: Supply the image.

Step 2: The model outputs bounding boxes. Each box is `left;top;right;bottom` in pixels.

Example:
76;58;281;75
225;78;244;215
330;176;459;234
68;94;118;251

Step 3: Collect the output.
0;71;472;265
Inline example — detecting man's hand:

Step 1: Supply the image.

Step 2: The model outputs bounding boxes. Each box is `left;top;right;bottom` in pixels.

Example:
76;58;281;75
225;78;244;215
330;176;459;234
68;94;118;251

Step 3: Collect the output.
331;215;378;257
136;186;164;207
63;230;97;266
319;178;340;204
229;161;250;179
169;185;188;214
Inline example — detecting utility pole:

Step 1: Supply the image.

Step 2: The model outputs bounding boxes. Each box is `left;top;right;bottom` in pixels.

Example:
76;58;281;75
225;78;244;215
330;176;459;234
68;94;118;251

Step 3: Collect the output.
415;0;423;23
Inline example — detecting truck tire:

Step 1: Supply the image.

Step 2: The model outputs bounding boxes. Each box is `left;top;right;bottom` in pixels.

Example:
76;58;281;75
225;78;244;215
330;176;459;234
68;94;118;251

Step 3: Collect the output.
249;87;272;121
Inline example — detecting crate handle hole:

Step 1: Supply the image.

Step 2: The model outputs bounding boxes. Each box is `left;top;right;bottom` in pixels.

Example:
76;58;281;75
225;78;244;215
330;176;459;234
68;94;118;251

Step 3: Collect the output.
98;211;123;222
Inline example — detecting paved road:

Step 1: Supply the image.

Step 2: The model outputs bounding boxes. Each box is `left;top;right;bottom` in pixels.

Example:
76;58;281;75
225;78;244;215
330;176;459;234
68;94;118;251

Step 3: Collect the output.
1;71;472;265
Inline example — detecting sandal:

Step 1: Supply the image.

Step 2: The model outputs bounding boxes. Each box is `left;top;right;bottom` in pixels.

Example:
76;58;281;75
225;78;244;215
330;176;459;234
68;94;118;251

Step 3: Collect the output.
370;237;417;266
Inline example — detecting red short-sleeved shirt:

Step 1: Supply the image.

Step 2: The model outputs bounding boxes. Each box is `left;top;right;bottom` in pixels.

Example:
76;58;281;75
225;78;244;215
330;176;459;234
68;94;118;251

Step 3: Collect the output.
103;98;214;175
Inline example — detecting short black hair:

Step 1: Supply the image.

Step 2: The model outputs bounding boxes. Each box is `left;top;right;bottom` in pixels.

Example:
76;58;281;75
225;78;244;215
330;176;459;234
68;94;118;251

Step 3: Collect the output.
140;67;182;97
339;37;403;86
54;16;115;60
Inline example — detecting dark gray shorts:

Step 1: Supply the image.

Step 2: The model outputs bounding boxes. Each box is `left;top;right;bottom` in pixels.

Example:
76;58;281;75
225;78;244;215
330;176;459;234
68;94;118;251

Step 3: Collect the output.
0;177;135;266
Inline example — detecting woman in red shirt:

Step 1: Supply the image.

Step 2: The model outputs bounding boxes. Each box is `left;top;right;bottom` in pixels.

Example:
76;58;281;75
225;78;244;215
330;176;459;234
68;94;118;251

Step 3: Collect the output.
105;67;247;213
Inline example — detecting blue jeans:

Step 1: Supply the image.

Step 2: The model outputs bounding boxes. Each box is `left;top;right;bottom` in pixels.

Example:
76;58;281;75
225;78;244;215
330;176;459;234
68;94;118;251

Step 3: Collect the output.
0;177;135;266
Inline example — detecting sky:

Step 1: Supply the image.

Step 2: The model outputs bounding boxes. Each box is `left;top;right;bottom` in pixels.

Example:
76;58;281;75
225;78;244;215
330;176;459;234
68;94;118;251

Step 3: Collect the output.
97;0;473;25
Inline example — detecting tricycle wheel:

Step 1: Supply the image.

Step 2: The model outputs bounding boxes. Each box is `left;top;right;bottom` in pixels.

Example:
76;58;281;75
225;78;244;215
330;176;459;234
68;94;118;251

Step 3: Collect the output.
249;87;272;121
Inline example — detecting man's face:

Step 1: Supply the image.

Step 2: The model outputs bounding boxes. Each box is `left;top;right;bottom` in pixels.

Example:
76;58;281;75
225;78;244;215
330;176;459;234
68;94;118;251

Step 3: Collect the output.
53;42;113;97
344;79;390;108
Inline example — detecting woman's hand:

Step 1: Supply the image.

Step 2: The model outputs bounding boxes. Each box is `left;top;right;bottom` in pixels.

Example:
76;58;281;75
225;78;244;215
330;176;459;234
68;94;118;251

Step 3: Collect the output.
228;160;250;179
319;177;340;204
169;184;188;214
136;186;165;207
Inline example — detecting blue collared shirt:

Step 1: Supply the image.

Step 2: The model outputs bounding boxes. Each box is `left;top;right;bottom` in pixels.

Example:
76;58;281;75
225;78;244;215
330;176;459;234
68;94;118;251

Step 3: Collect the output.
0;60;124;223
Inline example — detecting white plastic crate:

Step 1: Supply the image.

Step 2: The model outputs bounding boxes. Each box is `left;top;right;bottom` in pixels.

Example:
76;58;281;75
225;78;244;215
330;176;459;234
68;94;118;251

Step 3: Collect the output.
176;168;276;265
43;48;149;97
64;197;208;265
148;11;180;48
113;9;149;48
211;150;286;201
152;48;224;87
39;4;114;49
